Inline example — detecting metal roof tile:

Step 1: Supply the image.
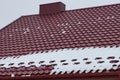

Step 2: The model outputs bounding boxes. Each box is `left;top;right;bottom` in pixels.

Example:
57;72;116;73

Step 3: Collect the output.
0;4;120;56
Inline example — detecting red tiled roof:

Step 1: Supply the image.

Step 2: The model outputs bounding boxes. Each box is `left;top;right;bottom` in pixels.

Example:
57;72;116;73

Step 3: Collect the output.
0;3;120;79
0;3;120;57
0;47;120;78
0;65;54;78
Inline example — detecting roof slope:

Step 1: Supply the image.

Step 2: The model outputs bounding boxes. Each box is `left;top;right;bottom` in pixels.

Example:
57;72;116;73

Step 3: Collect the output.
0;3;120;56
0;3;120;79
0;47;120;78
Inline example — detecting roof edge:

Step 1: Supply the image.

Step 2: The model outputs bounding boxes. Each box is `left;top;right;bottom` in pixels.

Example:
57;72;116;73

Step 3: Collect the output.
20;3;120;17
0;71;119;80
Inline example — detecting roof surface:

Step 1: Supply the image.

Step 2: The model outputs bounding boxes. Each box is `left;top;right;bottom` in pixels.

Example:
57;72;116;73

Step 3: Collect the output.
0;3;120;57
0;47;120;78
0;3;120;79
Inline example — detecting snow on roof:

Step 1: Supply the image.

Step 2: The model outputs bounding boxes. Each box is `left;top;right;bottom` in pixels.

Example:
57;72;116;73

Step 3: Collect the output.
0;3;120;78
0;46;120;77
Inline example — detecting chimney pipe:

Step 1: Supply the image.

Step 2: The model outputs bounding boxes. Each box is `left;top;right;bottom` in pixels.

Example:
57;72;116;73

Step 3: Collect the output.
40;2;66;15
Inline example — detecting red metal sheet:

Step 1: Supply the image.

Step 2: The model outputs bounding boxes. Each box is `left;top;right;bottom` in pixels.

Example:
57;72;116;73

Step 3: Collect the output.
0;3;119;57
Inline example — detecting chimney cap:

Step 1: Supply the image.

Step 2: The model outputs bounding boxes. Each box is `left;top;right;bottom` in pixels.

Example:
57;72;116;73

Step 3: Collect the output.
40;2;66;15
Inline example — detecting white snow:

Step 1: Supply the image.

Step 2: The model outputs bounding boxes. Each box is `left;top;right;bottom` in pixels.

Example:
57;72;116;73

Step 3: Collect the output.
0;46;120;75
